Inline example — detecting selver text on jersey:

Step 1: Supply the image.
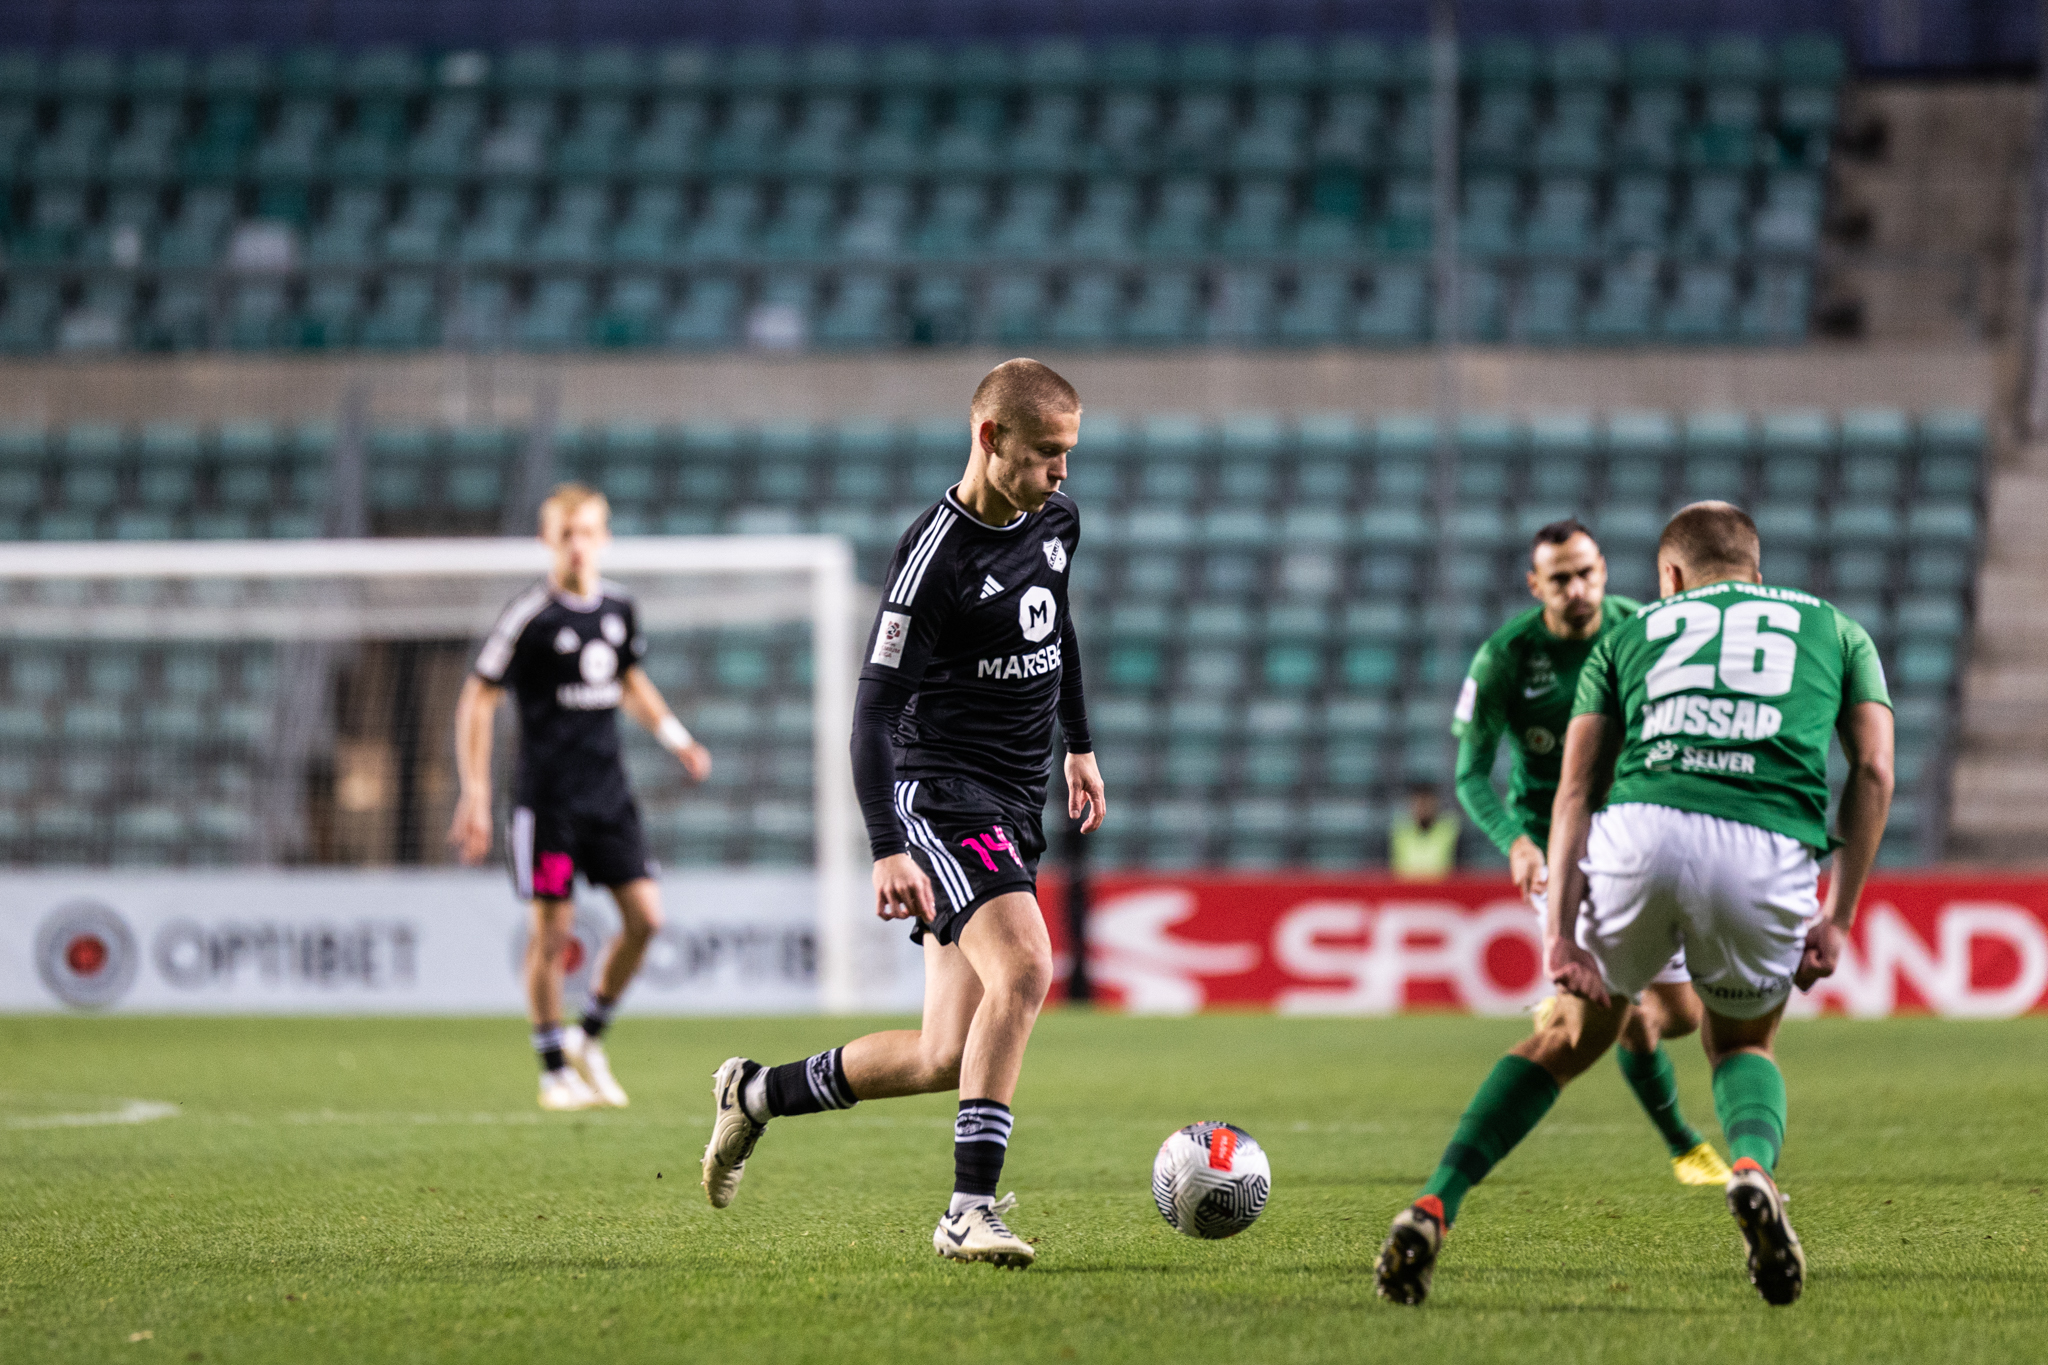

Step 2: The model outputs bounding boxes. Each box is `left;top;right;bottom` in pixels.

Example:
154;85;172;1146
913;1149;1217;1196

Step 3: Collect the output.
1574;580;1890;851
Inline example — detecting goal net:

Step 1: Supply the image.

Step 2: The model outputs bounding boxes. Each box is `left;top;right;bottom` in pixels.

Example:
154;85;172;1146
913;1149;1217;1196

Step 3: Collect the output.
0;534;900;1012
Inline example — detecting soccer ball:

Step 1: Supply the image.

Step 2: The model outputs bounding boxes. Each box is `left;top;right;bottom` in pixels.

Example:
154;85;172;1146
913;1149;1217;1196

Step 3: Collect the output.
1151;1121;1271;1239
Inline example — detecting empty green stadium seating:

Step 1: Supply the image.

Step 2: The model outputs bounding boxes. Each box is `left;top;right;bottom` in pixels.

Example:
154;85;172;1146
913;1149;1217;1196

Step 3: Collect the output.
0;36;1836;354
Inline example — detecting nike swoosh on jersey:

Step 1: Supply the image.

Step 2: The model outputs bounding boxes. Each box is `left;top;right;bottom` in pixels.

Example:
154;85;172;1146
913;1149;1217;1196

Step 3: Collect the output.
1523;684;1551;698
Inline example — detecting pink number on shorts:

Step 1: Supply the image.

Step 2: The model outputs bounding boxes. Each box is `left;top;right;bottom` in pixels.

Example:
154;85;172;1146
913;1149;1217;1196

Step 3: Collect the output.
986;825;1024;869
959;835;998;873
533;852;574;898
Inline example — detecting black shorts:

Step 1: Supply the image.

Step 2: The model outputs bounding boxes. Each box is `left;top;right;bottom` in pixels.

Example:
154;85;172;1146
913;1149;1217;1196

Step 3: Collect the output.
893;776;1044;947
507;799;654;902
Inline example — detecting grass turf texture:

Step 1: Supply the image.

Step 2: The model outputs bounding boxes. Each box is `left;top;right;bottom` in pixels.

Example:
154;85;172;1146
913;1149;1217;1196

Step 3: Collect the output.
3;1014;2044;1364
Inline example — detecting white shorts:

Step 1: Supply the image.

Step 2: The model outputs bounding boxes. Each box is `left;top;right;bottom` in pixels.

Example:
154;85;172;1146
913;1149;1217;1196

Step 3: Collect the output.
1578;803;1819;1020
1531;888;1689;985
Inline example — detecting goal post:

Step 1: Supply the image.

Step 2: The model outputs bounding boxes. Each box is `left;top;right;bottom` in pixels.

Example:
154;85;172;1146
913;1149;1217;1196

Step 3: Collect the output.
0;535;890;1014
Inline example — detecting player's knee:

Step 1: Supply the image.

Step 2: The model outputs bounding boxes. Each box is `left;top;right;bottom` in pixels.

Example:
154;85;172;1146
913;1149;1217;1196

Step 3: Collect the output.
1002;946;1055;1011
1659;1000;1701;1041
620;902;663;941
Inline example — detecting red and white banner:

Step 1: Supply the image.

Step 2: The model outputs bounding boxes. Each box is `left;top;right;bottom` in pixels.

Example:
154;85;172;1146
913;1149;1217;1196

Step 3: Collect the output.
1046;874;2048;1019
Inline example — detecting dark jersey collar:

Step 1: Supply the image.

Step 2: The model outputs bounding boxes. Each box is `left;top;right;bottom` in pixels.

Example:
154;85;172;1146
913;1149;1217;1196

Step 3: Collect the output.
943;485;1035;534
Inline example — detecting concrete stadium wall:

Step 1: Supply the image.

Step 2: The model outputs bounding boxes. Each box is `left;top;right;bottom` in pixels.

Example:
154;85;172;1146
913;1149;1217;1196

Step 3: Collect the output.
0;344;2005;428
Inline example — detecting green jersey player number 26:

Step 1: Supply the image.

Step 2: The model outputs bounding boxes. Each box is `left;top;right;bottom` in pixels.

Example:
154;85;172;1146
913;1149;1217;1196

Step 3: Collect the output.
1378;502;1894;1312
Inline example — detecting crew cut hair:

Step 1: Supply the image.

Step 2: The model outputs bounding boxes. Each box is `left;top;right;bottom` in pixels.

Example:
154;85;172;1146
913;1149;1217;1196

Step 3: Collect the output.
1530;517;1596;564
970;357;1081;428
1659;501;1760;576
539;482;610;535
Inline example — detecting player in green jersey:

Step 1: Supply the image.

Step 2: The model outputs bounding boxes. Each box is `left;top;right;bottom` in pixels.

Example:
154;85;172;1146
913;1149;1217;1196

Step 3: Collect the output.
1379;502;1893;1309
1453;519;1729;1188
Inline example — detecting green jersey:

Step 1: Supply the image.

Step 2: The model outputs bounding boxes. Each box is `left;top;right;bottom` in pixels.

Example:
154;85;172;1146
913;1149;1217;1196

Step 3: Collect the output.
1573;580;1892;852
1451;595;1641;854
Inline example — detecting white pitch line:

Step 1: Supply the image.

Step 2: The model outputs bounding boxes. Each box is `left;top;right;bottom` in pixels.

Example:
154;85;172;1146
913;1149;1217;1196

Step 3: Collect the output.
5;1099;180;1130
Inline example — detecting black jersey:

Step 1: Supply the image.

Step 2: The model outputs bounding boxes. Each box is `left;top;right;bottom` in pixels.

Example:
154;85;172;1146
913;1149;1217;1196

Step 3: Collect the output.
859;488;1087;819
474;579;647;812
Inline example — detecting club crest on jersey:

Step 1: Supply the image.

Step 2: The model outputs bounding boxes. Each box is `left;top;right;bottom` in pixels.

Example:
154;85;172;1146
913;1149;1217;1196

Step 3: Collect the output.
579;639;618;685
1524;726;1556;755
1042;537;1067;573
553;626;581;653
601;613;627;645
1018;585;1057;643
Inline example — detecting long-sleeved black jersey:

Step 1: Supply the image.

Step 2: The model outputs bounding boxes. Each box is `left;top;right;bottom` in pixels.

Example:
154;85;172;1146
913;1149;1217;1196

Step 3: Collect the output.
852;487;1093;858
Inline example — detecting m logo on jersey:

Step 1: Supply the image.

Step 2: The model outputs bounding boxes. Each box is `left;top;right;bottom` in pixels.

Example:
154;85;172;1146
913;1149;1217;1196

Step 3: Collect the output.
554;627;581;653
601;613;627;645
1018;585;1057;643
1042;538;1067;573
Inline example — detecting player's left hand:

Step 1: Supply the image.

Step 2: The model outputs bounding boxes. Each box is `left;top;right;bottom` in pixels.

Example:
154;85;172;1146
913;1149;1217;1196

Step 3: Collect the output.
1508;835;1548;903
1065;751;1106;834
676;740;712;784
1795;918;1847;991
1544;934;1610;1007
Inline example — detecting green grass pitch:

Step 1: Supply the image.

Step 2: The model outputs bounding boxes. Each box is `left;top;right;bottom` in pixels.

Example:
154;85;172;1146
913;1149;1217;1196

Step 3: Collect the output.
3;1012;2044;1363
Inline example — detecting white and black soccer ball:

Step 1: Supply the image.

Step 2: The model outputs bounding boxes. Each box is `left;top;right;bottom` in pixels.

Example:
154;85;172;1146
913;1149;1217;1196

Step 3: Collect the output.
1152;1121;1271;1239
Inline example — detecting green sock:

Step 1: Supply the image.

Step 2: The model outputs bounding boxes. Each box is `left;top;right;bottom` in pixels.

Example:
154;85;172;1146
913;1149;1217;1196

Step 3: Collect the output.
1617;1044;1705;1158
1420;1055;1560;1226
1712;1052;1787;1170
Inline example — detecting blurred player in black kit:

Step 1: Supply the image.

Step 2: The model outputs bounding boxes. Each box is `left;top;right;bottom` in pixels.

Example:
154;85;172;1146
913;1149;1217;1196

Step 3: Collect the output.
449;484;712;1112
701;360;1106;1268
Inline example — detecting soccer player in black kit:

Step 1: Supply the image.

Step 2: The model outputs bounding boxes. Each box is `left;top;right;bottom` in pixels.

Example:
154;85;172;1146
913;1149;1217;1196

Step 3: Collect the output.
702;359;1106;1268
448;484;712;1112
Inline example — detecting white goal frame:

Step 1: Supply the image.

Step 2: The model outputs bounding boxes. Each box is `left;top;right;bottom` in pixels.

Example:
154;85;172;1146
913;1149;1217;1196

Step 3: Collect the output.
0;535;875;1013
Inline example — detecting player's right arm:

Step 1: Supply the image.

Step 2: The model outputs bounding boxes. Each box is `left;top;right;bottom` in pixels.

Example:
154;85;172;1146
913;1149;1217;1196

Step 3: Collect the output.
1544;634;1630;1004
853;511;957;924
1451;643;1543;897
447;674;502;865
450;585;543;865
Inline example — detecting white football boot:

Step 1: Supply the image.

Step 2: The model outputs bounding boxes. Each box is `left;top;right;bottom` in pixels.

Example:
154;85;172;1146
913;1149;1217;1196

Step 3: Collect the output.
934;1194;1034;1268
538;1066;603;1112
561;1025;629;1108
702;1056;766;1209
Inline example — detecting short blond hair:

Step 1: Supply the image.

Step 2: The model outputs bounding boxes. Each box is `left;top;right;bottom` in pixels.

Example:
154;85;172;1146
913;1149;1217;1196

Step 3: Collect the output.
970;358;1081;429
539;482;610;536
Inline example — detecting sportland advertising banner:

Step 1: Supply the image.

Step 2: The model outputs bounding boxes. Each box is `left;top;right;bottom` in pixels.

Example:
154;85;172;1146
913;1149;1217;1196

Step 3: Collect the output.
4;870;2047;1018
1039;873;2048;1019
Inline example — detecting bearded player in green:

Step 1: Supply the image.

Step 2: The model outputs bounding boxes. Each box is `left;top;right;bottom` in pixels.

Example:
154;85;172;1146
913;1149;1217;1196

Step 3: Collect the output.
1453;519;1730;1188
1380;503;1893;1308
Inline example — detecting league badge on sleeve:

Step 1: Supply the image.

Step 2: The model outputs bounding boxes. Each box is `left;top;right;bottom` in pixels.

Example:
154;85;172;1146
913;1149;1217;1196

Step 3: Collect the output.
872;611;912;667
1042;537;1067;573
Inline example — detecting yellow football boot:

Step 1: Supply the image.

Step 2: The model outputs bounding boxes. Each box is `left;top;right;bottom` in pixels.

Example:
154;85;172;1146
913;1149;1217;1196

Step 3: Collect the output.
1672;1140;1734;1186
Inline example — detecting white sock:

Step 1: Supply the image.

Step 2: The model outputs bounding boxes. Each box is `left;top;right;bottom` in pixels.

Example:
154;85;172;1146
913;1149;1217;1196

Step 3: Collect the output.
741;1068;771;1125
948;1192;993;1217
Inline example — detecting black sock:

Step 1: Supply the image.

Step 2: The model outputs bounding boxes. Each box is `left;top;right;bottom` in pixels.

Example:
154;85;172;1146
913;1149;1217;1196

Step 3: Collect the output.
532;1024;565;1074
764;1047;857;1117
954;1099;1013;1199
579;992;617;1039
